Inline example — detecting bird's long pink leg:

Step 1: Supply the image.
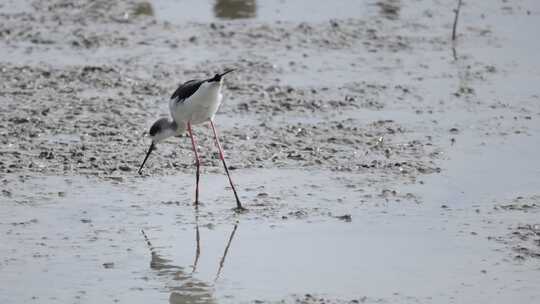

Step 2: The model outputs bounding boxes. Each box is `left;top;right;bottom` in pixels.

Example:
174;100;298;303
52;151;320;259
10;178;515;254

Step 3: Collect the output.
209;120;244;211
187;122;201;205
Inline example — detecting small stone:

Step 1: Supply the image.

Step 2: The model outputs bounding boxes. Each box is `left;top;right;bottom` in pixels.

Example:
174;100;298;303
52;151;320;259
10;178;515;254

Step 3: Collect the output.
514;255;525;261
12;117;29;124
118;165;131;172
449;128;459;134
336;214;352;222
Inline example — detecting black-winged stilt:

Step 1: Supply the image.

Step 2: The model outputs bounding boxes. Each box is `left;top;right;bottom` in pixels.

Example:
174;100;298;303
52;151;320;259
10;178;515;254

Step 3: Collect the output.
138;69;244;211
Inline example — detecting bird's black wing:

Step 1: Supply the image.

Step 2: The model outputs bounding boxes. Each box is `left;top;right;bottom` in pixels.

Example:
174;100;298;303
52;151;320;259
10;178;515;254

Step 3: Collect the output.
171;79;204;103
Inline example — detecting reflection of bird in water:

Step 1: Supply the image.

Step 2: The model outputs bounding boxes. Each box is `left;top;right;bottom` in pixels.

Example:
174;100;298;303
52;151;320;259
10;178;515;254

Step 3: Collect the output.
169;289;215;304
141;222;239;304
215;223;238;281
141;229;216;304
214;0;256;20
191;211;201;274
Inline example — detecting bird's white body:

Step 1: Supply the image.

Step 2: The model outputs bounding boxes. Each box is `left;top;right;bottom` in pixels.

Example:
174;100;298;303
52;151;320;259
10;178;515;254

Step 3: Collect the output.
138;69;244;210
169;81;223;129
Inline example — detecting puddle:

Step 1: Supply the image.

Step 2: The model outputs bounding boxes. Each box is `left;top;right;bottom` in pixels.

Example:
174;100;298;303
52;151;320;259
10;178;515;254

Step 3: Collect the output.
45;133;82;145
0;0;32;14
409;134;540;210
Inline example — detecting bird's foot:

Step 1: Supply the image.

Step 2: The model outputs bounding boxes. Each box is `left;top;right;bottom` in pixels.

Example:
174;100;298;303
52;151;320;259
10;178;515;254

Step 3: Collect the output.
232;205;248;213
192;200;205;207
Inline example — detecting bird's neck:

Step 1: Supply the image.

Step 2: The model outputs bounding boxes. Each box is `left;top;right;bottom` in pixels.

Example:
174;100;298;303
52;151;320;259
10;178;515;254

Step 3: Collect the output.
168;120;181;133
202;80;222;92
169;120;188;136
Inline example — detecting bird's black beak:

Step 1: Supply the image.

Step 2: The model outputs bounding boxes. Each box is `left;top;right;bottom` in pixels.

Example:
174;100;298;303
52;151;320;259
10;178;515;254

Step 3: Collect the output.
219;69;235;77
138;142;155;175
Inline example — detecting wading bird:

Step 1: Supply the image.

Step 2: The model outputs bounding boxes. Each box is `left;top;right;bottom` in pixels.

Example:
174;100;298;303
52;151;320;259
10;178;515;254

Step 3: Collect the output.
138;69;244;211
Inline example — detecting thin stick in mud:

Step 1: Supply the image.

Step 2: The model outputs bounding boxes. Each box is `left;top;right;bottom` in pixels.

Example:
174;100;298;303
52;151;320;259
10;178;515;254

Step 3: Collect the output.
141;229;154;251
452;0;463;41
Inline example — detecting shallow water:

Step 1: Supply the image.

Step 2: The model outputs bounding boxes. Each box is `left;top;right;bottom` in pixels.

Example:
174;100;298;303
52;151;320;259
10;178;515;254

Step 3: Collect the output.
2;162;540;303
153;0;372;22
